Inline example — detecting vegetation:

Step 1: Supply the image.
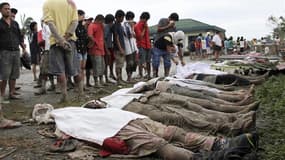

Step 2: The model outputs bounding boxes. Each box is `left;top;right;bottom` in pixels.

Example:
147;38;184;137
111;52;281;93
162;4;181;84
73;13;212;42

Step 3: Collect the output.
268;15;285;41
19;14;34;38
255;75;285;160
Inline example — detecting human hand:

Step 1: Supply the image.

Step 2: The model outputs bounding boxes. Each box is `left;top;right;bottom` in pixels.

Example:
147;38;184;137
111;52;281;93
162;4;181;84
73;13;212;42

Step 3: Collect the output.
181;60;186;66
173;59;179;65
144;22;148;28
169;20;175;28
120;49;125;55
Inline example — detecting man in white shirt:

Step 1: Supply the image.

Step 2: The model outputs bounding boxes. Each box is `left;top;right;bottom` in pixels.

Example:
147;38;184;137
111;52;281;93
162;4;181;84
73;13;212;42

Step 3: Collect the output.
212;31;222;63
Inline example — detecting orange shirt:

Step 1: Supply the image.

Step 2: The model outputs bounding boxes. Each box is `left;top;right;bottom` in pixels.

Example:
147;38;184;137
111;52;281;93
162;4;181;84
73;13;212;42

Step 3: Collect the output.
88;22;105;56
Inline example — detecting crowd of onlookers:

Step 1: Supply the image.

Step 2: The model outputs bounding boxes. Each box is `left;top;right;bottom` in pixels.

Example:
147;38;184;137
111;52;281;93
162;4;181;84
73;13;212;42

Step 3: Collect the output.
0;1;189;103
1;0;282;104
188;33;282;60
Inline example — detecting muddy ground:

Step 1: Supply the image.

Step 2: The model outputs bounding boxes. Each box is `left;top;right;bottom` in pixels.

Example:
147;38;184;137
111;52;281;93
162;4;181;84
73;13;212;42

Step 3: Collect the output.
1;60;284;159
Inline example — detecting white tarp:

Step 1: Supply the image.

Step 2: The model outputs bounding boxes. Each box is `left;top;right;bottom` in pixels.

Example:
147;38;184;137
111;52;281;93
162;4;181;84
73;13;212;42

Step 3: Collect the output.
175;62;227;79
51;107;147;145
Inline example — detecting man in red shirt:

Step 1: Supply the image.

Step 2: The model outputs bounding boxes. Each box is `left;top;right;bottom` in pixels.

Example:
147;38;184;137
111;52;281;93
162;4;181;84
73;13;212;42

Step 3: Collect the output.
134;12;151;79
88;14;106;87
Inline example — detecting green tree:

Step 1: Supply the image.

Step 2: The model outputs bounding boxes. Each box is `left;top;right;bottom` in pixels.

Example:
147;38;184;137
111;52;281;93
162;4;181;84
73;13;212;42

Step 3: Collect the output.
268;15;285;41
20;14;34;38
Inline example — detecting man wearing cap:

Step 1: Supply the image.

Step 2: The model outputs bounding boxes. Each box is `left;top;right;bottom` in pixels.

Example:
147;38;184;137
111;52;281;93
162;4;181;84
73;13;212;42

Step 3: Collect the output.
43;0;82;103
10;8;17;20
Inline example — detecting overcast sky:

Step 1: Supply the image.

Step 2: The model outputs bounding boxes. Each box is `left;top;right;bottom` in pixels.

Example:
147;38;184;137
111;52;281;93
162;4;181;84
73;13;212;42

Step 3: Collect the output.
4;0;285;40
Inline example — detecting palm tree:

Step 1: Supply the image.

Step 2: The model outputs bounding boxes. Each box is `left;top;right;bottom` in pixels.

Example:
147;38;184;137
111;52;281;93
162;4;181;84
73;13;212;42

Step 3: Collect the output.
20;14;34;38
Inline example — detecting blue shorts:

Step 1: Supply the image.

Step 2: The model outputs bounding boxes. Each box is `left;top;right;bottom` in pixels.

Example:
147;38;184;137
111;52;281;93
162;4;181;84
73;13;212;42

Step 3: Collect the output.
152;47;171;69
78;53;87;61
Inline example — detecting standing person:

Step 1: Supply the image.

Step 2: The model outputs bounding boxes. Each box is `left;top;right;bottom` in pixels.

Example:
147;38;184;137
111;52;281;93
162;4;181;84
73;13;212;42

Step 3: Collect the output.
29;22;41;82
88;14;106;88
43;0;82;103
10;8;17;20
155;13;179;40
104;14;116;83
84;17;94;87
123;11;138;82
113;10;126;84
75;9;89;89
211;31;223;63
0;2;26;102
205;32;212;58
188;40;196;60
228;36;234;54
35;20;56;95
236;37;240;54
224;37;229;55
195;33;202;59
134;12;151;80
240;36;245;53
152;32;182;77
10;7;25;94
153;13;184;77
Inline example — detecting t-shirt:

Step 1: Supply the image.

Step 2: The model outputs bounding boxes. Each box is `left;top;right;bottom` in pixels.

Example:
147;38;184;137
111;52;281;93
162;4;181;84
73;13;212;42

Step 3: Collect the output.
122;21;138;55
112;22;125;52
154;33;173;50
205;36;211;48
201;40;207;50
155;18;176;41
88;22;105;56
42;23;51;50
43;0;78;46
104;24;113;49
134;20;151;49
212;34;222;47
75;20;88;54
240;40;245;48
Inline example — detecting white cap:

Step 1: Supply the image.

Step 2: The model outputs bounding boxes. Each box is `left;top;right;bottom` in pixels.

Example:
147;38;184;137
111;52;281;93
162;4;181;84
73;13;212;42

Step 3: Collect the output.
174;30;185;44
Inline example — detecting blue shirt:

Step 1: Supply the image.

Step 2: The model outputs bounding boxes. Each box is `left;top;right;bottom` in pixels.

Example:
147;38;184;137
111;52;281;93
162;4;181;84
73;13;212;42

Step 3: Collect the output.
112;22;125;51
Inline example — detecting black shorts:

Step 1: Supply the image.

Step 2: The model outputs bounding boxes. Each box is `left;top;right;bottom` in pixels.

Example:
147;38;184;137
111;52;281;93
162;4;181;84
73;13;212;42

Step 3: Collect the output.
214;45;222;51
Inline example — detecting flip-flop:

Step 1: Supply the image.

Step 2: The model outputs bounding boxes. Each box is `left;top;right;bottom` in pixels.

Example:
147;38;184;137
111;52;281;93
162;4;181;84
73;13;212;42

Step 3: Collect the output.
0;119;22;129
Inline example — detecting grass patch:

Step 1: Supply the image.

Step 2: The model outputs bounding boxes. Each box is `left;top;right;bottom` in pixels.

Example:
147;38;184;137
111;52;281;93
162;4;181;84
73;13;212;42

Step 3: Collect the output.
255;75;285;159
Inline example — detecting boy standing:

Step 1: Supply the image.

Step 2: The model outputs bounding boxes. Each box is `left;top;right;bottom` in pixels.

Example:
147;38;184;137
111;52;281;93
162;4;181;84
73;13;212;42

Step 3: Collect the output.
112;10;125;84
134;12;151;79
88;14;105;87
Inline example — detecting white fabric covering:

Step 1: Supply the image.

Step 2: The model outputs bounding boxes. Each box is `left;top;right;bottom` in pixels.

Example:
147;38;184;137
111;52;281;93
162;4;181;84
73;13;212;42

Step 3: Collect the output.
164;77;222;93
51;107;147;145
175;62;227;79
100;86;143;109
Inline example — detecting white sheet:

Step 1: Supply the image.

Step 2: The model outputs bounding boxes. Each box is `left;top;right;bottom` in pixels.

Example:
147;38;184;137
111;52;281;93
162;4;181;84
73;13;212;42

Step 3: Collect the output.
164;77;222;93
51;107;147;145
175;62;227;79
100;82;146;109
